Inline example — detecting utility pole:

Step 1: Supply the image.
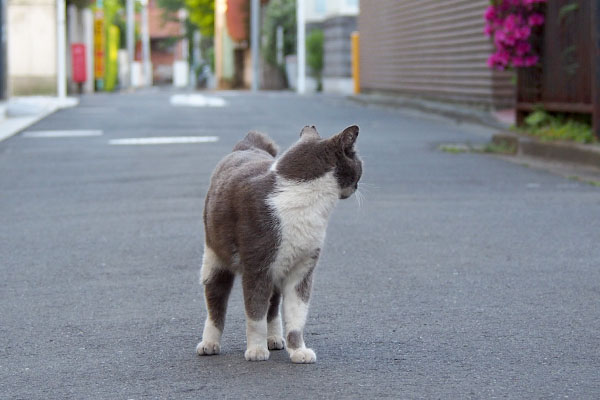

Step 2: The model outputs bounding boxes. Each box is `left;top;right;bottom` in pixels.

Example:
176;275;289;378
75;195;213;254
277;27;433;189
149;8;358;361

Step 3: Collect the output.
296;0;305;94
140;0;151;86
179;8;188;61
0;0;7;101
126;0;134;87
276;25;283;66
250;0;260;91
57;0;67;99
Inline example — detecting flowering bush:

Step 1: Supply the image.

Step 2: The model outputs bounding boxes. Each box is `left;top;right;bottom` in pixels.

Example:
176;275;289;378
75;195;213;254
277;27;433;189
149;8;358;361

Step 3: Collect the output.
485;0;546;70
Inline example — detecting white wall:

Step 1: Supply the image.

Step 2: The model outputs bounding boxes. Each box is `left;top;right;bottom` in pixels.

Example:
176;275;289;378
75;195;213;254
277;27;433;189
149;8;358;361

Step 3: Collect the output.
8;0;57;94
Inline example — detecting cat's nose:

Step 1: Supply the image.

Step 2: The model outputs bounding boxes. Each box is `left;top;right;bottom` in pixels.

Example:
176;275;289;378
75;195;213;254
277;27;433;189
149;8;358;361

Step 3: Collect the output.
354;183;358;189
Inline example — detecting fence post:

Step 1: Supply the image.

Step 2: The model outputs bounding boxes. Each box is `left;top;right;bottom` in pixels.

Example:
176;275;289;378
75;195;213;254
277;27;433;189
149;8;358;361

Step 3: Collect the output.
593;0;600;139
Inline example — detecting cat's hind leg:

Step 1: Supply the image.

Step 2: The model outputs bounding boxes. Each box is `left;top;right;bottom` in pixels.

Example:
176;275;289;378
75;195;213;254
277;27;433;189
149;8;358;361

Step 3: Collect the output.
196;246;234;356
267;290;285;350
242;270;273;361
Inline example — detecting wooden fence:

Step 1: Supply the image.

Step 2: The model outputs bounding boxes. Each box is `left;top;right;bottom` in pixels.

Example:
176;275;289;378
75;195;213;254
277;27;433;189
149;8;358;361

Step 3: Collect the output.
517;0;600;138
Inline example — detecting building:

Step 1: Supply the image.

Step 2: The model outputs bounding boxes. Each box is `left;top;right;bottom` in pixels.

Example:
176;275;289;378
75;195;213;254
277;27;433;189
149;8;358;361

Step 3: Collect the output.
8;0;57;95
214;0;255;89
146;0;185;84
358;0;514;109
305;0;358;94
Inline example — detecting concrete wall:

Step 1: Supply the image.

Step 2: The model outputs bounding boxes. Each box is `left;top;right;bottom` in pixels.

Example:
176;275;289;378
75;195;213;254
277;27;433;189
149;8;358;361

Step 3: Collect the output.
358;0;514;109
8;0;57;95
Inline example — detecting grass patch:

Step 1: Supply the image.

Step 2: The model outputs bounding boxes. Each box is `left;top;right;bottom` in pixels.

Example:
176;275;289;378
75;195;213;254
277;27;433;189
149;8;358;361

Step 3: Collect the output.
438;142;515;155
515;110;596;144
438;144;471;153
480;142;516;154
567;175;600;187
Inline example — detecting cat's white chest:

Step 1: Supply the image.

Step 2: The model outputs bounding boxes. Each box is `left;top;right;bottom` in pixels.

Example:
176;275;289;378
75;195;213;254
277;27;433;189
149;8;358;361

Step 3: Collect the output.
267;172;339;284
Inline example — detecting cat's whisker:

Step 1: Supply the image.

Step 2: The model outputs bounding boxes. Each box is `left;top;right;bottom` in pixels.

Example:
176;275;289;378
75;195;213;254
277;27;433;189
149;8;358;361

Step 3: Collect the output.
354;190;361;208
354;188;365;209
357;187;371;195
359;182;379;190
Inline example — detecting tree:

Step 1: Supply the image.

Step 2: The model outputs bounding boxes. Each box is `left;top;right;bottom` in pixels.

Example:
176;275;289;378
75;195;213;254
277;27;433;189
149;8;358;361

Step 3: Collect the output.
262;0;296;67
157;0;214;37
306;29;323;91
185;0;215;37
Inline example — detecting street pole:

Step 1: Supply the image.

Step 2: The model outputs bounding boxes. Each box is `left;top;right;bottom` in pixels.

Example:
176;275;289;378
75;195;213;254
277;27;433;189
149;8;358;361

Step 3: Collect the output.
141;0;151;86
276;25;283;66
250;0;260;91
57;0;67;99
296;0;305;94
193;31;201;64
0;0;7;101
179;9;188;61
126;0;134;88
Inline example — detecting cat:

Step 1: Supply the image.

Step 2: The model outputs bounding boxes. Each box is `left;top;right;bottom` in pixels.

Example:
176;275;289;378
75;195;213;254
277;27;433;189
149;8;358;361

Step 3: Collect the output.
196;125;362;363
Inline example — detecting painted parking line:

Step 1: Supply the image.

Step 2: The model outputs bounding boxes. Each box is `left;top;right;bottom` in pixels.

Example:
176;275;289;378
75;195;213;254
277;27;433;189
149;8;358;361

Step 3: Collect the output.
169;94;227;107
108;136;219;145
22;130;103;138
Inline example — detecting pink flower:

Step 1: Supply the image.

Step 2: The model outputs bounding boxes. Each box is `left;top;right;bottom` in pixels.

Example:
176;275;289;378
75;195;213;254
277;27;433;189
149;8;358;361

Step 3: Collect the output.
484;6;496;21
503;14;520;31
513;57;525;67
484;24;494;36
484;1;544;70
524;55;539;66
515;41;531;56
528;13;545;26
514;25;531;40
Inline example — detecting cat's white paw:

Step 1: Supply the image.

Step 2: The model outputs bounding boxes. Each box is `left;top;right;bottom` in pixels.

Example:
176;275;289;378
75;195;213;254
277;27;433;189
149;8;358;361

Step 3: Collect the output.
290;348;316;364
245;345;270;361
267;336;285;350
196;341;220;356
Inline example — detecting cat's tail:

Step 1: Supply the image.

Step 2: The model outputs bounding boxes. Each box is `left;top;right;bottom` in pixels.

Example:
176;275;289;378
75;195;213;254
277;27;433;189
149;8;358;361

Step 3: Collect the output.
233;131;279;157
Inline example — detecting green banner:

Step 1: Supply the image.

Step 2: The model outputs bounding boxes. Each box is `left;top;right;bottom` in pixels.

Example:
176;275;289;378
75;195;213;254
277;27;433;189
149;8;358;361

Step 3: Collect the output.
105;25;120;91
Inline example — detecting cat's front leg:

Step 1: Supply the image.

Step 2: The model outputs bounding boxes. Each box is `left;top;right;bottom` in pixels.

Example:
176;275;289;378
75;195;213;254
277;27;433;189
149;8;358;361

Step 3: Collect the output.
283;257;318;364
242;271;273;361
267;290;285;350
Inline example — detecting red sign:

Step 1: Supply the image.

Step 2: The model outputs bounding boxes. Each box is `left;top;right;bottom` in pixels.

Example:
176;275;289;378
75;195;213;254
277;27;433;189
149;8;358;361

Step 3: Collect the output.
71;43;87;83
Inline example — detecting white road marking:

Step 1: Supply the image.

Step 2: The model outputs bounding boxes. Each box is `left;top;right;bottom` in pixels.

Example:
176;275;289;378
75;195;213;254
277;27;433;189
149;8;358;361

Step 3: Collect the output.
169;94;227;107
109;136;219;145
22;130;103;138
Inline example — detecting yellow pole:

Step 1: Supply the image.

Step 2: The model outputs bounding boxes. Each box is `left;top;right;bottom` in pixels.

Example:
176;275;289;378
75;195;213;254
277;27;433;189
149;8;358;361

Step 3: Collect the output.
351;31;360;94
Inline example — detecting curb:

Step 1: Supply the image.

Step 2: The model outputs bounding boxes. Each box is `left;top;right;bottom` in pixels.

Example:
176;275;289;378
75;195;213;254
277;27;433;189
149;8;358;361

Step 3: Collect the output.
0;108;58;143
348;93;508;130
0;97;79;143
492;133;600;169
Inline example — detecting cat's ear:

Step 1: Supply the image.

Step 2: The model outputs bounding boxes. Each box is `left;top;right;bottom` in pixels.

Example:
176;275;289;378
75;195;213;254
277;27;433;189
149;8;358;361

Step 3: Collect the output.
336;125;359;150
299;125;320;140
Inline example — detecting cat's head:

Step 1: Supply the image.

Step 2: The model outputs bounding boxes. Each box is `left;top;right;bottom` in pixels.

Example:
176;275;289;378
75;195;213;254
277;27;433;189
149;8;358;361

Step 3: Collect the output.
275;125;362;199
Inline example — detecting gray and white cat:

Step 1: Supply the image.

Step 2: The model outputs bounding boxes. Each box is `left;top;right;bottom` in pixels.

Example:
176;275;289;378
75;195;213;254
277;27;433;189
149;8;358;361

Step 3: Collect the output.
196;125;362;363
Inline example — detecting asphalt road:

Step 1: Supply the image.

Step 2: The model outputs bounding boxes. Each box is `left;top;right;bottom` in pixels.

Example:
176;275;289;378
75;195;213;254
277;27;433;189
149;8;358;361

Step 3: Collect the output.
1;89;599;399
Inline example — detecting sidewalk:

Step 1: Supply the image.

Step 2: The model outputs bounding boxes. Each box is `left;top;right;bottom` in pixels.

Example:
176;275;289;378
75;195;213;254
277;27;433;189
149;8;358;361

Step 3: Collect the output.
348;92;512;130
351;92;600;171
0;96;79;142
